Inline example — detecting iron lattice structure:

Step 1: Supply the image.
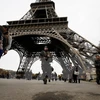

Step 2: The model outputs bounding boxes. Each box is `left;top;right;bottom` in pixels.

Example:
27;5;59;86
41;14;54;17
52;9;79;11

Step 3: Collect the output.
4;0;100;78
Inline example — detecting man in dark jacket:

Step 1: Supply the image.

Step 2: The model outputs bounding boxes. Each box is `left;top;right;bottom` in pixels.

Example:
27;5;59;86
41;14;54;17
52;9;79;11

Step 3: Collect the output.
95;55;100;84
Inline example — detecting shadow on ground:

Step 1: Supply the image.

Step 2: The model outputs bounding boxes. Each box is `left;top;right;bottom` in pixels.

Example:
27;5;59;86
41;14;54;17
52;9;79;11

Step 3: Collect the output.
32;91;100;100
32;91;73;100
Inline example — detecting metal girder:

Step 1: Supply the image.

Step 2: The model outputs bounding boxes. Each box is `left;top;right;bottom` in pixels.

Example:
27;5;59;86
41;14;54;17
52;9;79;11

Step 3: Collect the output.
7;19;99;73
16;52;34;78
20;0;57;20
5;0;100;78
8;24;87;71
36;0;51;2
57;28;99;67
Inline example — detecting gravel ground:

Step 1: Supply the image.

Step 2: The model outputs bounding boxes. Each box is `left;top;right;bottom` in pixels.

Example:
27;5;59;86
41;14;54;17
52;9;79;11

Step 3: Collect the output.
0;79;100;100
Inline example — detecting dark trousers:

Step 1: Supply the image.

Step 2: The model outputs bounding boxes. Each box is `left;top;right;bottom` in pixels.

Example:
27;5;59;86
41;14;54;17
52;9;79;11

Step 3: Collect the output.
0;49;3;58
96;69;100;84
73;75;78;83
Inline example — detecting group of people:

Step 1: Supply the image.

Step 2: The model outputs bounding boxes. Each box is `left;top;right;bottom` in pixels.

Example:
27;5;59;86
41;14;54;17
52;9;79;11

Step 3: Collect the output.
40;46;81;84
72;55;100;85
40;45;100;85
0;25;12;58
68;67;80;83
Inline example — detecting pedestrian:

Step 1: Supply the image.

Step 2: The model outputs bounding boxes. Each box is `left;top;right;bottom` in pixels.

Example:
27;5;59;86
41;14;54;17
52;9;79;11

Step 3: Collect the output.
94;55;100;84
40;46;53;84
73;67;79;83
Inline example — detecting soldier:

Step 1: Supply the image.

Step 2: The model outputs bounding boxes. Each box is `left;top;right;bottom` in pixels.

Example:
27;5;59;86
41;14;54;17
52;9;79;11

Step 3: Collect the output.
0;26;12;58
40;46;53;84
94;55;100;84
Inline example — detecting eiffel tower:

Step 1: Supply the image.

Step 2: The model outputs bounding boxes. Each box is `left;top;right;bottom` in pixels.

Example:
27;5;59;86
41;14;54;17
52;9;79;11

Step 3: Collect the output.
4;0;100;78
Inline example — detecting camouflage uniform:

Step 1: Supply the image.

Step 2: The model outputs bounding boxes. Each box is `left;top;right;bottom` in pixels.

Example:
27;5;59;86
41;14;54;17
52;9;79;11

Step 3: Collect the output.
40;46;53;82
0;26;12;58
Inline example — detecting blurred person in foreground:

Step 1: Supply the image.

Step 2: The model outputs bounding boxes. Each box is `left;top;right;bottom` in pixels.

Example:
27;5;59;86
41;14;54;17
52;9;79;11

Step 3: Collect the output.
0;26;12;58
40;46;53;84
95;55;100;84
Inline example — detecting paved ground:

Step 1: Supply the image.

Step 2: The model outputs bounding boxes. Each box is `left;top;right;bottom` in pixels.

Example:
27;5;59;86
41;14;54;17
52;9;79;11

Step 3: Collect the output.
0;79;100;100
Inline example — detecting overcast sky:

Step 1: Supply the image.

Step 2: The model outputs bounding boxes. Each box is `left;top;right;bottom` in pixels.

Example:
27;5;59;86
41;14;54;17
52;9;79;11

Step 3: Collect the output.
0;0;100;74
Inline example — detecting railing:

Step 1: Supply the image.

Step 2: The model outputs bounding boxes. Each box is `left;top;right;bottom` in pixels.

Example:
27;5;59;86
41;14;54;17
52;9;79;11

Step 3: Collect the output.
36;0;51;2
7;17;67;26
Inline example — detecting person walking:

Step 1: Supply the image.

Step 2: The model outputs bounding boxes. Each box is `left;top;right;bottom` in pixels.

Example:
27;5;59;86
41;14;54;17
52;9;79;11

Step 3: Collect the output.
40;46;53;84
94;55;100;84
73;67;79;83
